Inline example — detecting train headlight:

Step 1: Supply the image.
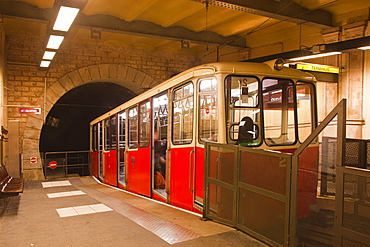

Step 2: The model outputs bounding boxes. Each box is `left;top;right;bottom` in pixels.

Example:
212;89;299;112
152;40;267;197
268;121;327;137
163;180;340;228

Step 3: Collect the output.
274;58;285;71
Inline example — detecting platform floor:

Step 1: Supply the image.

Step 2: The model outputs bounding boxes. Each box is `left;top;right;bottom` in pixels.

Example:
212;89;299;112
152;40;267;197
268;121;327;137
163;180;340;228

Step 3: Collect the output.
0;177;268;247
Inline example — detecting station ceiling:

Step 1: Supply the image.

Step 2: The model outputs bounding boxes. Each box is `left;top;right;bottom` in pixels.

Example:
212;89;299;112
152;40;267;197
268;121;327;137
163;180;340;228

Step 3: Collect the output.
1;0;370;60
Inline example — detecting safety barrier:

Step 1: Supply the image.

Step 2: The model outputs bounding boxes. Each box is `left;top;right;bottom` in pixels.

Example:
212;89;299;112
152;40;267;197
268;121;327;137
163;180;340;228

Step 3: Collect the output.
43;151;90;179
204;99;370;246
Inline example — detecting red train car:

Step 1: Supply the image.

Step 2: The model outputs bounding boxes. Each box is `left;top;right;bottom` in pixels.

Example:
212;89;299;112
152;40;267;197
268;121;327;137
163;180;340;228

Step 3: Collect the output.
90;59;318;214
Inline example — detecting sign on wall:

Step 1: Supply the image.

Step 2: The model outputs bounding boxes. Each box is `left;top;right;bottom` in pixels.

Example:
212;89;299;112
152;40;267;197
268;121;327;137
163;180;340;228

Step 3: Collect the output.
18;108;41;114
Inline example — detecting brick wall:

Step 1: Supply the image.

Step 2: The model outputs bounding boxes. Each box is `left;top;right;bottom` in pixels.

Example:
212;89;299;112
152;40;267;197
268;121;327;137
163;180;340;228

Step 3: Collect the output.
5;35;199;179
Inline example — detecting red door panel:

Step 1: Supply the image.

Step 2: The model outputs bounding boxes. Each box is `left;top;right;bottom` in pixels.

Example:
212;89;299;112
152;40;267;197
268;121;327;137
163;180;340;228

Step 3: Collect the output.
91;151;98;177
127;147;151;197
169;147;194;211
194;147;205;207
103;150;117;186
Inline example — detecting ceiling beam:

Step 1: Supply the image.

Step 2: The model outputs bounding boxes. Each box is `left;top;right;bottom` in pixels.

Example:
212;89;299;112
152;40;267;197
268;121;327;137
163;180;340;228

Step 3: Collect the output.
0;1;247;48
192;0;333;29
75;14;247;48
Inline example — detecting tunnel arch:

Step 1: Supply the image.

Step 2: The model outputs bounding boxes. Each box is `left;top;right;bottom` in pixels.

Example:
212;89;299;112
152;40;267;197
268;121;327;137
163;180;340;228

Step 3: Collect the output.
22;64;157;180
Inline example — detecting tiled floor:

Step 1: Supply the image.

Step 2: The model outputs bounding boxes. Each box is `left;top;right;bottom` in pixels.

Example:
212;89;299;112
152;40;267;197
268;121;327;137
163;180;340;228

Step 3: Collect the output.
1;177;268;247
56;203;113;217
42;180;72;188
47;190;86;198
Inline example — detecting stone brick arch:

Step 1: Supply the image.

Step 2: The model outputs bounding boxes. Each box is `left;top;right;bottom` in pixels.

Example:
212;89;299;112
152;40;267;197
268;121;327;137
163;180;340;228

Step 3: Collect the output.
22;64;157;180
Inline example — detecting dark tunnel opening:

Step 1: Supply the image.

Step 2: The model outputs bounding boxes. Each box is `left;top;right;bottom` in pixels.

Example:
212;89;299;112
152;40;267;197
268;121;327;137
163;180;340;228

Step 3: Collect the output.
39;82;136;153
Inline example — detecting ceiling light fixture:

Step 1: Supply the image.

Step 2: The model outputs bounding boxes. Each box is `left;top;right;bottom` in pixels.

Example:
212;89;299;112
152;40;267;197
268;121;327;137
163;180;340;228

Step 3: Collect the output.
40;61;51;68
46;35;64;49
42;51;56;60
53;6;80;32
358;45;370;50
288;51;342;62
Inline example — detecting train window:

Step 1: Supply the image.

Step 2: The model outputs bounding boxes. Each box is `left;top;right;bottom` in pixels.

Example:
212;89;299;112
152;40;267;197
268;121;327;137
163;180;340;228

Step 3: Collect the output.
92;124;97;151
118;111;126;148
172;82;194;144
110;115;117;150
128;106;138;149
98;122;103;152
153;92;168;139
226;76;261;146
104;118;111;150
262;78;296;146
153;92;168;193
118;111;126;185
230;77;259;107
139;100;151;147
103;116;116;150
199;78;218;142
296;82;316;142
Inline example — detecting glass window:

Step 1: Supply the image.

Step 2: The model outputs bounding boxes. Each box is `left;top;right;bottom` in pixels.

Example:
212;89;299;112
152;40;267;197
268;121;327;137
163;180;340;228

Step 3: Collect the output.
199;78;218;142
153;92;168;192
92;124;97;151
118;111;126;149
128;106;138;149
153;92;168;139
262;78;295;146
173;82;194;144
104;118;111;150
103;116;116;150
118;111;126;185
139;100;151;147
110;115;116;150
296;82;316;142
226;76;261;146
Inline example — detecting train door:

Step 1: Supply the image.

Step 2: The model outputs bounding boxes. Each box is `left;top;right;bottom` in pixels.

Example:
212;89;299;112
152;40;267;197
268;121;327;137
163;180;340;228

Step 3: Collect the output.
127;102;151;197
91;124;99;177
117;110;126;189
196;78;219;210
152;92;168;202
103;115;117;186
98;121;104;181
170;82;196;211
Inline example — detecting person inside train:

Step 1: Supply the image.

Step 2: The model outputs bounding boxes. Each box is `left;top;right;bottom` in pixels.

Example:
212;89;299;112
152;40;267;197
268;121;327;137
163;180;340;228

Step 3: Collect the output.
237;116;254;146
154;131;166;189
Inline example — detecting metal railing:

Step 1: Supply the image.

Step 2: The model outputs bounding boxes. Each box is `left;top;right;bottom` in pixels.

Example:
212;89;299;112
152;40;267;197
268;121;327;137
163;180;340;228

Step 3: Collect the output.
204;99;370;246
43;151;90;179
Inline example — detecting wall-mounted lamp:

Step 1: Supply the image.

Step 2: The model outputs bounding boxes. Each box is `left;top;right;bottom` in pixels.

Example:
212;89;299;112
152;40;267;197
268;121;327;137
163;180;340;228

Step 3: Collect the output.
288;51;342;62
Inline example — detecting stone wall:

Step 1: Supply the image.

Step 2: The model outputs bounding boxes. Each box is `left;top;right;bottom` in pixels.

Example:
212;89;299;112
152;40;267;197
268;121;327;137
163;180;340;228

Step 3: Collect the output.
5;35;199;180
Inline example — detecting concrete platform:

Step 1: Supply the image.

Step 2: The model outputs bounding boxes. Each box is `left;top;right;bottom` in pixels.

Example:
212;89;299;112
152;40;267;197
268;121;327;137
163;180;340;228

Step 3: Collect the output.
0;176;268;247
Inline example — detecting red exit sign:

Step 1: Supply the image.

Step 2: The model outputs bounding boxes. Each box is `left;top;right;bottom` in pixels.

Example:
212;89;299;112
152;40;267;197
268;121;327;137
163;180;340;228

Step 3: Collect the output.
19;108;41;114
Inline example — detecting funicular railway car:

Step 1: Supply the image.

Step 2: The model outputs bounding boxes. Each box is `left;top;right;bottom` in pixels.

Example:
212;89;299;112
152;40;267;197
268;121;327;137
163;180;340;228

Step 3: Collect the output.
90;59;318;214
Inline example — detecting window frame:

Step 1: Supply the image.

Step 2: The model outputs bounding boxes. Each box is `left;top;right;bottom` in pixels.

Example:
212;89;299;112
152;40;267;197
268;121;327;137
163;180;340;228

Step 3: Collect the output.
172;81;194;145
198;77;219;144
128;106;139;149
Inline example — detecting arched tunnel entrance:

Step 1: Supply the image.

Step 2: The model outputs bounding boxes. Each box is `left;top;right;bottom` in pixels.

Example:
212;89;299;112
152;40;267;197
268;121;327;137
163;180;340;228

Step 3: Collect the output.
39;82;135;177
40;82;135;153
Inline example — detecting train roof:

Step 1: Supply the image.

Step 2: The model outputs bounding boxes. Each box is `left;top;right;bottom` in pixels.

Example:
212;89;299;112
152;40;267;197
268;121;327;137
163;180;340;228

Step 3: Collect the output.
90;59;316;125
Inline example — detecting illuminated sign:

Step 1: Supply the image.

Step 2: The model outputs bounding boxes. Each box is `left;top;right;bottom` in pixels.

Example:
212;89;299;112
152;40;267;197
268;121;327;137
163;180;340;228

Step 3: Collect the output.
19;108;41;114
295;63;339;74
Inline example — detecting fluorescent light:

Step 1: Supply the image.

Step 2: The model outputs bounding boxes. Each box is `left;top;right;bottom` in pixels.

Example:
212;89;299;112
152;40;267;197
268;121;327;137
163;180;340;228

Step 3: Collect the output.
289;51;342;61
40;60;51;68
358;46;370;50
53;6;80;32
46;35;64;49
43;51;56;60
